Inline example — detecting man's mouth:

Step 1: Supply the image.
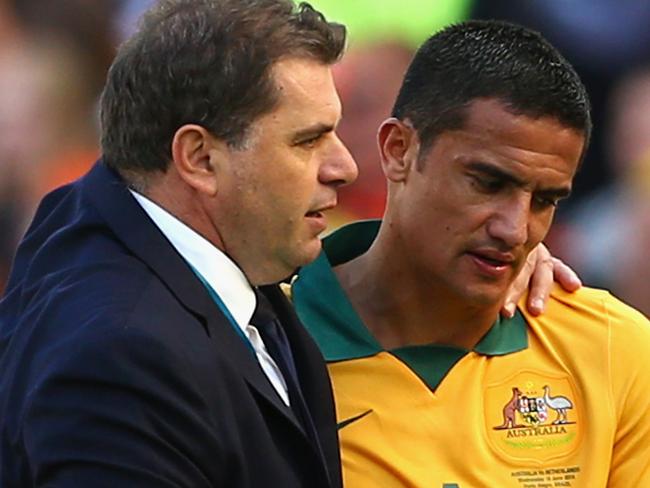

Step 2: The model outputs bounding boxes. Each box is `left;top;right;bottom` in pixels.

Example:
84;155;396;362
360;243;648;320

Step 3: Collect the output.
473;254;508;266
467;250;515;276
304;206;333;234
306;200;336;219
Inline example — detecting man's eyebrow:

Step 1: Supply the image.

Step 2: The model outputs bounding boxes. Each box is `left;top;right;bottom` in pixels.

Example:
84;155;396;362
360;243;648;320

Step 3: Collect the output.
293;123;336;140
465;161;524;186
536;186;572;200
465;161;572;198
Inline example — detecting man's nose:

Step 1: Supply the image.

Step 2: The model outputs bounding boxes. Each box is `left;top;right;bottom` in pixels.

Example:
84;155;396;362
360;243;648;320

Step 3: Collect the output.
319;136;358;187
486;194;530;249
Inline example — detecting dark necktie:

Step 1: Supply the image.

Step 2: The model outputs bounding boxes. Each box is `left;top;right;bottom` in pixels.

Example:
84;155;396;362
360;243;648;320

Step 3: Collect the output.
250;289;314;437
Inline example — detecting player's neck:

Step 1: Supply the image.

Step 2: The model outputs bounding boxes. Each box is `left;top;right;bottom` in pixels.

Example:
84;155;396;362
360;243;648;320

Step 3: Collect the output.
335;237;501;350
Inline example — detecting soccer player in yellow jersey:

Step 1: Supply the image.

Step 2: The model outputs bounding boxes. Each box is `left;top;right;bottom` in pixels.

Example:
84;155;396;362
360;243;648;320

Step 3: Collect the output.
292;20;650;487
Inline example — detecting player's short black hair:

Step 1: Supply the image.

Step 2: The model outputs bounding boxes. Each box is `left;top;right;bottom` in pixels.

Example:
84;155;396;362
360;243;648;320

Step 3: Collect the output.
392;20;591;160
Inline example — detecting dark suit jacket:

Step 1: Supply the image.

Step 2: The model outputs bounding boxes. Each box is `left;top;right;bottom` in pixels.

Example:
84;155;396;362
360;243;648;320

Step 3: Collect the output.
0;161;341;487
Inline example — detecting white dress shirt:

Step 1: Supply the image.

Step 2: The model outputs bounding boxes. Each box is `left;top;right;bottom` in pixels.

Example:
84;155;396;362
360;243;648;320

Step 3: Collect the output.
130;190;290;406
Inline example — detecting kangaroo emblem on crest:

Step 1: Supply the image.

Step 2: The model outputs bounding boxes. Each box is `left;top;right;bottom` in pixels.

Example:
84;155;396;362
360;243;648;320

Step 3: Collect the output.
494;387;524;430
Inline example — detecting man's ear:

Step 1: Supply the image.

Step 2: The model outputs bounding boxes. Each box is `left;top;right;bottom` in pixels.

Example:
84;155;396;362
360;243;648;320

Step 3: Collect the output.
377;117;420;182
170;124;228;196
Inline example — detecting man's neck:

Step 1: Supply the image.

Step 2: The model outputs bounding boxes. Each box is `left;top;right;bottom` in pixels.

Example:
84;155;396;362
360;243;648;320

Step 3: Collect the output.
333;236;502;350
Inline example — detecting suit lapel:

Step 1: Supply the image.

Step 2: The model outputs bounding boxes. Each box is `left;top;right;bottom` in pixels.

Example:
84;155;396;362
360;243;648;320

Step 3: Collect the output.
202;308;307;432
260;285;335;483
80;161;311;437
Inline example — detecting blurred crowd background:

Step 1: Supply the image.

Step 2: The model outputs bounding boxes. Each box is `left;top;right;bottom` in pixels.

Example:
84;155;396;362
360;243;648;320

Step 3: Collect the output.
0;0;648;316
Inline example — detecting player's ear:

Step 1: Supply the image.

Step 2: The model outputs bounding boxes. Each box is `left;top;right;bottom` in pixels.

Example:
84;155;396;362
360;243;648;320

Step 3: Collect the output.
171;124;228;196
378;118;420;182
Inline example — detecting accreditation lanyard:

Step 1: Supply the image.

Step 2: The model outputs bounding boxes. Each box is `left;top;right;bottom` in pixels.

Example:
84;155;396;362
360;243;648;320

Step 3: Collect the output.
190;266;256;355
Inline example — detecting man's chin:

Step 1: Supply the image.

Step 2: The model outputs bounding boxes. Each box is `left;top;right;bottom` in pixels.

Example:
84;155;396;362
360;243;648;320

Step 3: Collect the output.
457;282;510;310
297;237;323;266
276;237;323;278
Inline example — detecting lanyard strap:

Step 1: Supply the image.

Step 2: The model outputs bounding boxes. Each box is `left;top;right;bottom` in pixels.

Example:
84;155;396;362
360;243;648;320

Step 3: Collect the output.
190;265;256;355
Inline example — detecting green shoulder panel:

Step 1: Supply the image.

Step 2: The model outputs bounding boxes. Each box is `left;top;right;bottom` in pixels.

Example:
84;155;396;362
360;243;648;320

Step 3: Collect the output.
293;221;383;361
293;219;529;390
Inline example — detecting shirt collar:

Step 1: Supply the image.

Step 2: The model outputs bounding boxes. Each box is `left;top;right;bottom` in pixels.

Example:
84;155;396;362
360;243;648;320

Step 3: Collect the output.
293;219;528;361
130;190;255;331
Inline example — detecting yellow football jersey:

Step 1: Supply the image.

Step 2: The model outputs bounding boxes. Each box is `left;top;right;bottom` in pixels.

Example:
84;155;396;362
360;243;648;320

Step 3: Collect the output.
293;221;650;488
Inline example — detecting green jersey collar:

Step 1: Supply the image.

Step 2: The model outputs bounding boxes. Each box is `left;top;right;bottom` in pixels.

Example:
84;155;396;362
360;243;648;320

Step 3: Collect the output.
293;219;528;364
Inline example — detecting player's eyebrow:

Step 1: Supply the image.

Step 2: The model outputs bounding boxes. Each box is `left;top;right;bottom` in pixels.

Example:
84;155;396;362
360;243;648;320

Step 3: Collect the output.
465;160;572;198
536;186;572;201
465;161;524;186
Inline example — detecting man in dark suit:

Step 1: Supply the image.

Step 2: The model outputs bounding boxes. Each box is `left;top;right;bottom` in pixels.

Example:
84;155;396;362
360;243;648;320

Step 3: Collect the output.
0;1;583;486
0;0;357;486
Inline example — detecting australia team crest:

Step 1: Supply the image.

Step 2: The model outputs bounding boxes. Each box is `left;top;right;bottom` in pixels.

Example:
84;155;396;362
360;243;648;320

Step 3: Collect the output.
484;371;582;462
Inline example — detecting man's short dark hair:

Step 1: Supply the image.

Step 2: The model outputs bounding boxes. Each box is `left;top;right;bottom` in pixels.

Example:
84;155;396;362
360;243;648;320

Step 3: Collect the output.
100;0;346;175
392;20;592;160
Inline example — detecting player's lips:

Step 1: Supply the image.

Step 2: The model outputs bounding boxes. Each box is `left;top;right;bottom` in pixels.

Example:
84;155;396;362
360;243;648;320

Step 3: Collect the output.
466;249;515;277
